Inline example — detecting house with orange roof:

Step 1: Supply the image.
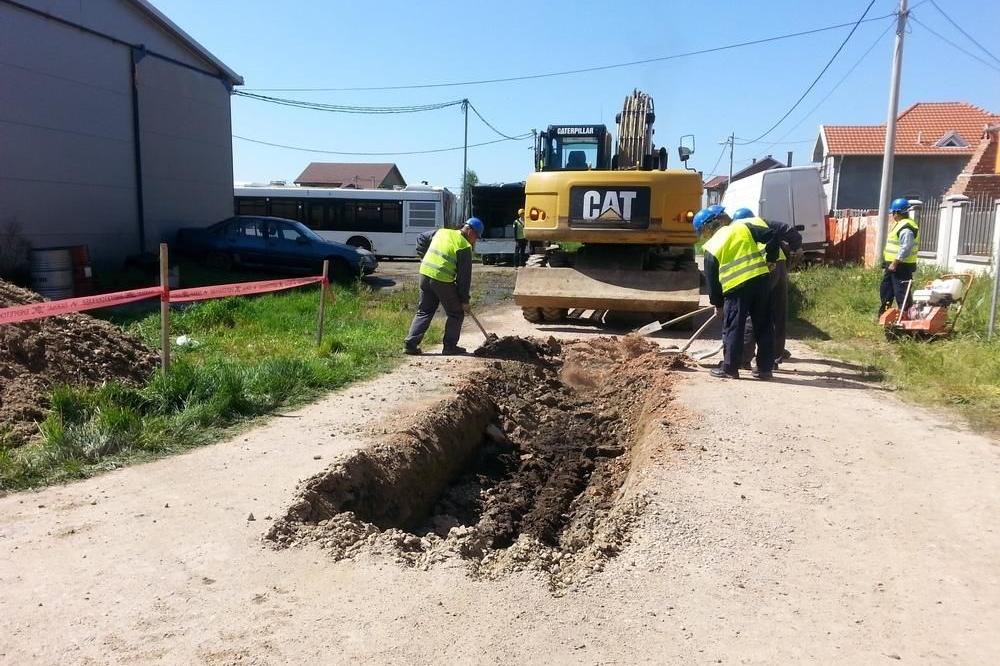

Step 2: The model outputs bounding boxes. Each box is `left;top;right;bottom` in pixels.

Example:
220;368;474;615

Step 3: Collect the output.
812;102;1000;211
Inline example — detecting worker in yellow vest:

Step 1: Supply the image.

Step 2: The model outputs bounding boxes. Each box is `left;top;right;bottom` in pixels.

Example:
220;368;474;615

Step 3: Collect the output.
513;208;527;267
692;205;798;380
879;198;920;314
404;218;483;355
731;208;802;367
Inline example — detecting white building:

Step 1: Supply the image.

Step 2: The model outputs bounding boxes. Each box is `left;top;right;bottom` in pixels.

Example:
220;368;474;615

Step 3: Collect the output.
0;0;242;267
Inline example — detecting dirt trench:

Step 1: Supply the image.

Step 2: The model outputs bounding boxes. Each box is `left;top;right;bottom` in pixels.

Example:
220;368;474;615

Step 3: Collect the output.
267;336;678;589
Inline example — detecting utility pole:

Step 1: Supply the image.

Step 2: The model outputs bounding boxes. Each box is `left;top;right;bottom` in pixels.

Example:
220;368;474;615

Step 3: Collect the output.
462;98;469;220
874;0;909;261
727;131;735;188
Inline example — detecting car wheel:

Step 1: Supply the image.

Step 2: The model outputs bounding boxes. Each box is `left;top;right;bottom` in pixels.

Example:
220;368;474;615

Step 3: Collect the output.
327;258;358;285
346;236;373;252
207;252;232;271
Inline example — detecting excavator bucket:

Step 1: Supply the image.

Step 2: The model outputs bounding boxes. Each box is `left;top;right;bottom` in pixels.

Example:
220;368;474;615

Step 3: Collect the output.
513;266;700;314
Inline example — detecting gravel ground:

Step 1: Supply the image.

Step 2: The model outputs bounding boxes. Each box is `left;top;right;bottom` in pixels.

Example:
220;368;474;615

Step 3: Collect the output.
1;297;998;664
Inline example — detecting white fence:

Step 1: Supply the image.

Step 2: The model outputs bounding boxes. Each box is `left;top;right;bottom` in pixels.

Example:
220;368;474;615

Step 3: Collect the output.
920;196;1000;274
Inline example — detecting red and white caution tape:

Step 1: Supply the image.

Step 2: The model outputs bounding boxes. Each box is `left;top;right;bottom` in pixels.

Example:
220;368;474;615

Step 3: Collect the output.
168;276;325;303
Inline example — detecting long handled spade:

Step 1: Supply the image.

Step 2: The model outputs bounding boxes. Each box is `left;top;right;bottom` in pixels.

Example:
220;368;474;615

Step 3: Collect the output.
633;306;715;337
659;310;718;354
468;308;499;344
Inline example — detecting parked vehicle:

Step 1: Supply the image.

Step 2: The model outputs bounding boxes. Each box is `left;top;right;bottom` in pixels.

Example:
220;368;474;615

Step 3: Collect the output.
470;182;526;264
176;216;378;282
721;166;828;254
233;184;455;259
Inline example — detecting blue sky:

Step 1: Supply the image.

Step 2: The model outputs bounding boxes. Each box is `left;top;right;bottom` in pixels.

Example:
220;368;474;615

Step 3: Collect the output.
157;0;1000;189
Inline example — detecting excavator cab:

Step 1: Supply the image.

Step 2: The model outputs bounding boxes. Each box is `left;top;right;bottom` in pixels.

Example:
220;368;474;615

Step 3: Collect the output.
536;126;613;172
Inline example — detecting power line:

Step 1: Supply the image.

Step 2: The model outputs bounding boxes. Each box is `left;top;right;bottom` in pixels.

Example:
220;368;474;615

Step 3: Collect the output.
928;0;1000;65
241;12;899;93
911;15;1000;74
232;133;532;156
736;0;877;145
232;90;464;114
705;143;729;179
750;20;894;149
467;101;524;140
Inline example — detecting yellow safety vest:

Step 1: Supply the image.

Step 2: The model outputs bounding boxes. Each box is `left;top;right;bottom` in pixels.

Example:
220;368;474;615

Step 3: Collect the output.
420;228;470;283
883;217;920;264
703;224;769;293
742;217;786;262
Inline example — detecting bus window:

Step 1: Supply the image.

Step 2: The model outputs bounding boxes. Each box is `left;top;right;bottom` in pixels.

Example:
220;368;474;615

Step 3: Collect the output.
381;202;402;232
307;202;325;229
237;197;266;216
269;199;304;221
408;201;437;228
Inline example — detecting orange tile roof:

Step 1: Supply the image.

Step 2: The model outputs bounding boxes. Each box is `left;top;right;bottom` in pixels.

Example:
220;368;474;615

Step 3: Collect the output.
821;102;1000;156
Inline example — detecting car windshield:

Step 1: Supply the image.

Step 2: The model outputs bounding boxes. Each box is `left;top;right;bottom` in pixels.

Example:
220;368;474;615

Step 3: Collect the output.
284;222;323;242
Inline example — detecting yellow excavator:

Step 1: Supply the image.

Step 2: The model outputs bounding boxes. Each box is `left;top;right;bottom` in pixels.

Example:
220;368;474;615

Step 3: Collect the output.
514;90;703;324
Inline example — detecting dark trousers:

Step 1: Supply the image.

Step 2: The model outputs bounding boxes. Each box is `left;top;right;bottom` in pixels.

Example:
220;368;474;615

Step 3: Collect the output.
743;262;788;362
879;262;916;313
514;238;527;267
404;275;464;349
722;275;774;374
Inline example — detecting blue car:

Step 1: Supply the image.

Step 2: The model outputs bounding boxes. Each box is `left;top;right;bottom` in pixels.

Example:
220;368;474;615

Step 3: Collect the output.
177;216;377;282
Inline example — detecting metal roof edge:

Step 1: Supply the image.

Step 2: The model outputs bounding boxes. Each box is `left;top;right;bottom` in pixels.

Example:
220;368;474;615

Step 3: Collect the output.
130;0;243;85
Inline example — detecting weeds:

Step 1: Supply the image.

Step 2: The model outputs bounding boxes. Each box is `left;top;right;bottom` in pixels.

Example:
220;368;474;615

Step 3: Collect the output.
0;282;441;490
789;265;1000;432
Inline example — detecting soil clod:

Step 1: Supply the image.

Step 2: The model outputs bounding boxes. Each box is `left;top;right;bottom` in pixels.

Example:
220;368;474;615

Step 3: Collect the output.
268;335;676;590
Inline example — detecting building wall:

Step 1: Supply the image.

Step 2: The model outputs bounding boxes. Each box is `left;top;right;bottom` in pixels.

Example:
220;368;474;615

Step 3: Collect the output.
834;155;969;210
381;170;407;189
136;55;234;250
0;0;234;269
0;2;140;266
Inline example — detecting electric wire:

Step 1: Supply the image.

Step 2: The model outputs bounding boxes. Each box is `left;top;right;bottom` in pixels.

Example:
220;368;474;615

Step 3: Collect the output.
241;12;900;92
910;15;1000;74
747;19;894;149
467;101;525;140
705;143;730;180
928;0;1000;65
232;133;532;156
735;0;878;145
232;90;464;114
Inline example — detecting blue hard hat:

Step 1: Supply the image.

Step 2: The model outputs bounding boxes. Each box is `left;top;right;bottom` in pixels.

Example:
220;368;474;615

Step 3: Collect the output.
464;217;484;235
692;204;726;233
890;197;910;213
732;207;754;221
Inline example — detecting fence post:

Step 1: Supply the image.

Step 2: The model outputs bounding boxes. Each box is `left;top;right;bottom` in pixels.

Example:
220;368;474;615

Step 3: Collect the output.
316;260;329;345
159;242;171;372
988;200;1000;340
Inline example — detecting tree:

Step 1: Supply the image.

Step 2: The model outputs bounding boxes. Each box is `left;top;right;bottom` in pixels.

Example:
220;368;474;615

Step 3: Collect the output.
463;169;479;192
461;169;479;219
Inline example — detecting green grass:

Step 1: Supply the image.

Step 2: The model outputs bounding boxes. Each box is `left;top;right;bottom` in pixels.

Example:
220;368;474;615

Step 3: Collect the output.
789;265;1000;432
0;280;440;490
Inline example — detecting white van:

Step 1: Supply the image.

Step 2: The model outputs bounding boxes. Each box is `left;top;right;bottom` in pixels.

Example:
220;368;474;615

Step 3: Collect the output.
721;166;828;252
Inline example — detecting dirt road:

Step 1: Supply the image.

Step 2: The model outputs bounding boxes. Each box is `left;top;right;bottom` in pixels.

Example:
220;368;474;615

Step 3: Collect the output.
2;301;998;664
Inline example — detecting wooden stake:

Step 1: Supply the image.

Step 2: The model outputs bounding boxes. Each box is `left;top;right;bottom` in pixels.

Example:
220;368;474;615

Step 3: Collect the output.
316;260;329;345
159;242;171;372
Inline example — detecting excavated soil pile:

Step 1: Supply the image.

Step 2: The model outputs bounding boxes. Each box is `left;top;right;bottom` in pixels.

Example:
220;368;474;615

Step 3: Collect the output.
0;280;156;444
473;335;560;362
268;335;677;589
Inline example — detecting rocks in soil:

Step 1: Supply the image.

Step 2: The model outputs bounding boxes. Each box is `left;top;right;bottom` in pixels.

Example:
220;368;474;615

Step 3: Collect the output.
0;280;156;445
267;335;676;591
473;335;561;362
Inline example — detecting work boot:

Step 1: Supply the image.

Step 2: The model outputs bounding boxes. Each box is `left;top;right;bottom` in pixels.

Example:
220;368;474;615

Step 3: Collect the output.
710;366;739;380
404;345;422;356
751;368;774;380
740;361;752;371
441;345;467;356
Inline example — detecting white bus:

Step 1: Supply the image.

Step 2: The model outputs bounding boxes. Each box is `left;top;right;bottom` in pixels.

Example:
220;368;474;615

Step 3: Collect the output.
233;184;455;258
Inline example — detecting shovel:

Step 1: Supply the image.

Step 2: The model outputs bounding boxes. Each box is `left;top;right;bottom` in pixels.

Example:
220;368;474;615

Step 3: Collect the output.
468;308;498;344
633;306;715;337
659;311;718;354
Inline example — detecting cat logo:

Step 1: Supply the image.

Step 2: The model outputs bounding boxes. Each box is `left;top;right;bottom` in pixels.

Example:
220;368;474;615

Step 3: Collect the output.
569;186;651;229
582;190;638;221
